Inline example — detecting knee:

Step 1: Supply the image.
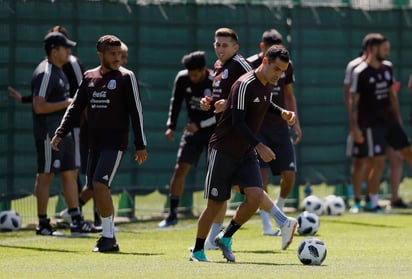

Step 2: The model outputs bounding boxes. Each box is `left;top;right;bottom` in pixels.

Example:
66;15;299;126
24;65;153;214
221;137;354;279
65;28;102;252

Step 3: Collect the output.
245;188;264;205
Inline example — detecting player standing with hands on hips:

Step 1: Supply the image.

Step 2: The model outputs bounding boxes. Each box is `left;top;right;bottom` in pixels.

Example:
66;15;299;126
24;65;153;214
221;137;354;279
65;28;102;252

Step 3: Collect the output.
51;35;147;252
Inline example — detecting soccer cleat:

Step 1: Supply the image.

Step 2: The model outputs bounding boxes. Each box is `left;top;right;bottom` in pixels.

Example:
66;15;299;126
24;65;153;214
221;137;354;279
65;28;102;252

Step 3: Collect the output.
349;202;361;213
92;236;119;253
157;217;178;228
280;217;298;250
214;231;235;263
36;219;63;236
71;219;102;234
391;198;410;209
189;249;210;262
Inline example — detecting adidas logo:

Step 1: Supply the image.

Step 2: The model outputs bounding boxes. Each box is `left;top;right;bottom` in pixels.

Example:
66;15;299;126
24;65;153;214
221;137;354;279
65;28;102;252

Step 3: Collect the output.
253;97;260;103
102;175;109;181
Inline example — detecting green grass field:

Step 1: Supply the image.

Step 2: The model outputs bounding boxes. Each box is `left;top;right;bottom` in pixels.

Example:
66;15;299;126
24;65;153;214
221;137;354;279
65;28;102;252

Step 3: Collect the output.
1;182;412;278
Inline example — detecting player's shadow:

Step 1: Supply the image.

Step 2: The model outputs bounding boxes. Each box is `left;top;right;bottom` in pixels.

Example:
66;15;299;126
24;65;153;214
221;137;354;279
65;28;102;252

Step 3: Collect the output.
324;219;401;228
0;244;77;253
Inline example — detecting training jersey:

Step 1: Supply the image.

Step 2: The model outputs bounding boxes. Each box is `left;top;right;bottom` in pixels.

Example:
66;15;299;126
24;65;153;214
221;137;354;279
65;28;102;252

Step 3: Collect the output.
212;53;252;102
247;54;295;129
31;59;71;141
351;60;396;127
55;66;146;152
64;54;85;97
166;68;216;131
343;56;364;86
209;71;277;158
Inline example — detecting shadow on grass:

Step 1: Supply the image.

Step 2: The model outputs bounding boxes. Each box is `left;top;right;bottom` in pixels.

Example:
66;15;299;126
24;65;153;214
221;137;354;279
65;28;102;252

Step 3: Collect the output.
323;219;401;228
0;244;77;253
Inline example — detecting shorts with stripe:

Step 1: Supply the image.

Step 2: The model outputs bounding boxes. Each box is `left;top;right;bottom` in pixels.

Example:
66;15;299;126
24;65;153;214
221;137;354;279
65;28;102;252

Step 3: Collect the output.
257;127;297;175
35;134;76;174
86;149;123;189
176;128;212;167
352;123;410;158
204;148;263;201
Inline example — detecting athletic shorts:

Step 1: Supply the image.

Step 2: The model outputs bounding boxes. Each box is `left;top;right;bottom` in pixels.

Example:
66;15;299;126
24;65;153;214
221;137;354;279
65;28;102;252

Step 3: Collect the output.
86;149;123;189
35;134;76;174
352;123;410;158
204;148;263;201
256;127;296;175
176;128;212;166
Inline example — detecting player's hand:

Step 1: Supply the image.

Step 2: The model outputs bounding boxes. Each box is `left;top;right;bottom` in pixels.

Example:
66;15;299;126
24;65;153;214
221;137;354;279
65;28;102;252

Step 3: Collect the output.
164;128;175;142
293;124;302;145
281;110;296;126
50;135;62;151
352;127;364;144
185;122;199;134
134;149;148;165
214;99;226;114
255;142;276;163
8;86;23;103
200;96;213;111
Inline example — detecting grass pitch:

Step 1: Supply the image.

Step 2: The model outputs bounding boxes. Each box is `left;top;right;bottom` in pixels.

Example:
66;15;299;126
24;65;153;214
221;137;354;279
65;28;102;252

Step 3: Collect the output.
1;181;412;278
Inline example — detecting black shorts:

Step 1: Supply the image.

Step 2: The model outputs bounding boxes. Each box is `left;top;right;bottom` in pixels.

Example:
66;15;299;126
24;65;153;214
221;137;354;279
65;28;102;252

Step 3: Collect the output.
257;126;296;175
204;148;263;201
86;149;124;189
176;128;212;167
352;123;410;158
35;134;76;174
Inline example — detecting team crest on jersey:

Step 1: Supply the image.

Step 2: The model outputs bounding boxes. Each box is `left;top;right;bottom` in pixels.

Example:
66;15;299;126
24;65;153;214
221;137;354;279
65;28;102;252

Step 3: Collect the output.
185;87;192;93
222;69;229;79
107;80;116;90
59;78;65;87
384;71;391;80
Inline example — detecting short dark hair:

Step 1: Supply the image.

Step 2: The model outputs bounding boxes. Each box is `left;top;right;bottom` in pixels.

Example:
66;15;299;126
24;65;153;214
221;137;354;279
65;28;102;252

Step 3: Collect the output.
262;29;283;46
362;33;385;50
265;45;290;64
96;35;121;52
181;51;206;70
215;27;238;43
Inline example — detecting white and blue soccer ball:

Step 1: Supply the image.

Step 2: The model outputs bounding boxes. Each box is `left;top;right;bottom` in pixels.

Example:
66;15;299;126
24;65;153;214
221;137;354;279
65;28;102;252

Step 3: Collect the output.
0;210;22;232
324;195;346;216
301;195;324;216
297;211;320;236
297;237;327;265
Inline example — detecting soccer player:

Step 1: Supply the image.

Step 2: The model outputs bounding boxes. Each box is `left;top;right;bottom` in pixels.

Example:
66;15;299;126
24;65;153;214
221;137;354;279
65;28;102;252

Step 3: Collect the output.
190;45;298;263
345;34;407;212
158;51;216;228
31;31;97;235
198;27;253;249
51;35;147;252
350;34;412;212
247;29;302;235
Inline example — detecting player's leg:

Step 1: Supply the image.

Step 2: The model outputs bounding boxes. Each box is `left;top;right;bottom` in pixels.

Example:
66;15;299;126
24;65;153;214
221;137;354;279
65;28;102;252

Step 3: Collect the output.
91;150;123;252
259;191;297;250
158;162;191;227
386;146;407;208
204;201;225;250
350;157;368;212
259;166;273;235
366;155;386;211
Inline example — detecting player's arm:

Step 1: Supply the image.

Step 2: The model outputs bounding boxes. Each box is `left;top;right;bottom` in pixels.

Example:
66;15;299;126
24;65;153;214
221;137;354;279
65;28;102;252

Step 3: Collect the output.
165;74;185;141
33;96;72;114
284;83;301;144
125;72;147;159
349;92;363;144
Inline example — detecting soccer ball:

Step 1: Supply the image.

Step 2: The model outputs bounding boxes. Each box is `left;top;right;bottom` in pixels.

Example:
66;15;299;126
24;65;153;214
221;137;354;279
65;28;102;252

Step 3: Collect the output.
301;195;324;216
297;237;327;265
324;195;346;216
0;210;22;231
297;211;320;236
